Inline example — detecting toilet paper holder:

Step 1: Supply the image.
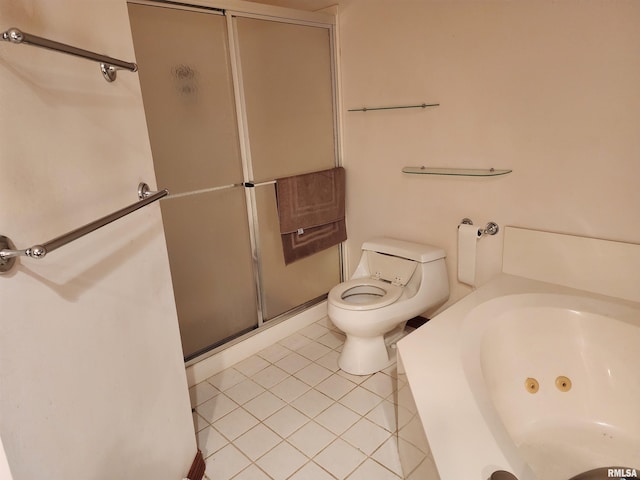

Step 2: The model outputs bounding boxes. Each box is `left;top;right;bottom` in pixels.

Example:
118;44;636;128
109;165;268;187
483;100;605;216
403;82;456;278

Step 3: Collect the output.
461;218;499;236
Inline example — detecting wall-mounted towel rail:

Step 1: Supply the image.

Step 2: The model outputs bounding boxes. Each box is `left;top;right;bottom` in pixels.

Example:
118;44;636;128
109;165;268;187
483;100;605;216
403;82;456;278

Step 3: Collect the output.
0;183;167;274
1;28;138;82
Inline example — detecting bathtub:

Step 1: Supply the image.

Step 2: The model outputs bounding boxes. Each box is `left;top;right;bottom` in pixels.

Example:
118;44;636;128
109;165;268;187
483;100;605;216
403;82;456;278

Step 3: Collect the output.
397;274;640;480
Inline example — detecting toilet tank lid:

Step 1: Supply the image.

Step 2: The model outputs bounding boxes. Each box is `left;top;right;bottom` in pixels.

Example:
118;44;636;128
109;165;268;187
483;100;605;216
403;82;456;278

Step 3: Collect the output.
362;237;446;263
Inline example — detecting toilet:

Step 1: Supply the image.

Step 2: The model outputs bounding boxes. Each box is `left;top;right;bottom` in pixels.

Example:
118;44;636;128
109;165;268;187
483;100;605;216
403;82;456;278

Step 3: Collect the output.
328;237;449;375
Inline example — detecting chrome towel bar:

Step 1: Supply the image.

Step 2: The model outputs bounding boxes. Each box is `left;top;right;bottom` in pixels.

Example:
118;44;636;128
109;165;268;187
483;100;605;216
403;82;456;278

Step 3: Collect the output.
1;27;138;82
0;183;167;274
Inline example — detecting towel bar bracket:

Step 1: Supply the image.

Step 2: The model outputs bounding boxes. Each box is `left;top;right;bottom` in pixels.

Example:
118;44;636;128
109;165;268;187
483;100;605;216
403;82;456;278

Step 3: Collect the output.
0;236;17;274
138;182;163;199
100;63;117;83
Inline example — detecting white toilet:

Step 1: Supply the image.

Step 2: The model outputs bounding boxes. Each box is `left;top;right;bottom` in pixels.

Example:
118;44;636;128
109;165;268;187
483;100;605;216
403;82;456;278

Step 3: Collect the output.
328;237;449;375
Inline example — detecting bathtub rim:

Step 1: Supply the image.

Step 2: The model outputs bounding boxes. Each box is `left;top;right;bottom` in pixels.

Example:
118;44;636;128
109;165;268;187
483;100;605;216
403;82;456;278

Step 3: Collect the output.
396;273;640;480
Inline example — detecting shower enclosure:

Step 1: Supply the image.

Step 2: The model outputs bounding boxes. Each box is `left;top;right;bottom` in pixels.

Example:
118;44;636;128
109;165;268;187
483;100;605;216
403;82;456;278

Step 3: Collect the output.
127;1;341;361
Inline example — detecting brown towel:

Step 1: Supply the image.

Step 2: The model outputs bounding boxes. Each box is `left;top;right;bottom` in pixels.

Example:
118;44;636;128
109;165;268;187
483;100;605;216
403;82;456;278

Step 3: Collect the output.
276;167;346;264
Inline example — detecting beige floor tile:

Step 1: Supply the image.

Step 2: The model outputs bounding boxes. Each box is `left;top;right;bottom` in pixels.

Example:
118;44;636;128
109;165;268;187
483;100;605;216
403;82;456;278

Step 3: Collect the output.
212;407;259;441
257;343;291;363
251;364;290;389
298;322;330;340
294;363;333;387
197;394;239;424
288;421;336;458
314;438;366;479
361;372;395;398
194;327;409;480
256;442;308;480
189;382;220;408
315;373;357;400
371;437;403;477
206;368;247;392
242;391;286;421
315;403;360;436
342;417;392;455
223;378;266;406
233;423;281;461
288;461;336;480
204;444;250;480
347;458;401;480
340;385;384;416
297;341;332;361
290;389;334;418
231;464;272;480
269;375;311;403
275;352;312;375
233;355;270;377
263;405;308;438
196;426;228;459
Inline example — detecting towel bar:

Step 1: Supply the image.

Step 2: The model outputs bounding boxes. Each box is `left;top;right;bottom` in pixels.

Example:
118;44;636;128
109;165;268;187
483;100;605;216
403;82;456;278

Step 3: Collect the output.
0;183;167;274
1;27;138;82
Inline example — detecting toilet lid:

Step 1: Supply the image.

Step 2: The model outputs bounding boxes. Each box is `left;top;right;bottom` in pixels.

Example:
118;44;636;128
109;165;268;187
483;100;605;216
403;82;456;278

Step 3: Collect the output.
328;278;403;311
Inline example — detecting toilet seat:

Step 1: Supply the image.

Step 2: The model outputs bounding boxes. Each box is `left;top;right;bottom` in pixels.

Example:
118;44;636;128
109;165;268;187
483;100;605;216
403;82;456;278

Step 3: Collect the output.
328;278;403;311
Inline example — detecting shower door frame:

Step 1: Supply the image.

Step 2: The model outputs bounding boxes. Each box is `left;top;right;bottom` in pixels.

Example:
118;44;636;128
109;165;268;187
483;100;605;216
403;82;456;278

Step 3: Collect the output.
225;8;343;332
129;0;343;364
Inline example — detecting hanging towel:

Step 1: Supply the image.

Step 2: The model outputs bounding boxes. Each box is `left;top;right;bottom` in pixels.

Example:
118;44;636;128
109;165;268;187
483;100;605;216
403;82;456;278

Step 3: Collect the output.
276;167;346;264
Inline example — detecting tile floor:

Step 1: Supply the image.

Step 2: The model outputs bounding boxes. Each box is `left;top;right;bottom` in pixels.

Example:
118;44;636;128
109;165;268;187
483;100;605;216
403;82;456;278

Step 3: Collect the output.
190;316;407;480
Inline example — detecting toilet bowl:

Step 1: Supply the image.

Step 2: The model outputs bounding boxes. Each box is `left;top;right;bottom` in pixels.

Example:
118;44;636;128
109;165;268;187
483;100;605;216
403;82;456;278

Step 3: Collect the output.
328;237;449;375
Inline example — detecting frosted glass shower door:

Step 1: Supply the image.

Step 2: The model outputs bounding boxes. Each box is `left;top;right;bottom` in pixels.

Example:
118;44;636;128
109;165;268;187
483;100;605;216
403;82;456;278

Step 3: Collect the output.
234;17;341;320
128;4;258;359
129;3;342;360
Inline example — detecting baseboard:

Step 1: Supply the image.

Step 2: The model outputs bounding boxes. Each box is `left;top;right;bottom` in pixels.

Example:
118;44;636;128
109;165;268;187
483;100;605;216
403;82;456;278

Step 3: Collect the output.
187;450;205;480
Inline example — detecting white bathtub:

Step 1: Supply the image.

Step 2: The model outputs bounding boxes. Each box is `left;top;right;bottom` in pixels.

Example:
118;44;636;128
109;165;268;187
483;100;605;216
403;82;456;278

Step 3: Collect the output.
397;274;640;480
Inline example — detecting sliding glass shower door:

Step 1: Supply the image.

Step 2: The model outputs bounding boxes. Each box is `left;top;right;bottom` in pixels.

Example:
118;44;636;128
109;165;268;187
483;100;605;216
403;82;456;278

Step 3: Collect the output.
128;2;340;361
129;4;258;359
234;16;340;320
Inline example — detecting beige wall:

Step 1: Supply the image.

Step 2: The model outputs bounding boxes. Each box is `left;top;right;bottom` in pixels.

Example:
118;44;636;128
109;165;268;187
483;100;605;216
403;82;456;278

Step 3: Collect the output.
2;0;638;474
0;1;195;479
338;0;640;306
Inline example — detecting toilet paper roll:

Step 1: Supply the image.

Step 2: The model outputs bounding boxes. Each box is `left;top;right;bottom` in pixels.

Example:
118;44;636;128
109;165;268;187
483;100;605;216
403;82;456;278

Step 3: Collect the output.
458;223;481;286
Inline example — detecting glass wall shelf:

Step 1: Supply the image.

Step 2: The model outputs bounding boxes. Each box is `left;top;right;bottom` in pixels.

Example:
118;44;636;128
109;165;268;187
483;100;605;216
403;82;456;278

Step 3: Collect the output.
402;166;512;177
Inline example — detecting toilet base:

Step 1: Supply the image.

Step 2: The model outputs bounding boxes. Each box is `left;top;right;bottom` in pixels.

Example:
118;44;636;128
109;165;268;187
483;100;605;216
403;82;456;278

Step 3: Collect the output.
338;334;395;375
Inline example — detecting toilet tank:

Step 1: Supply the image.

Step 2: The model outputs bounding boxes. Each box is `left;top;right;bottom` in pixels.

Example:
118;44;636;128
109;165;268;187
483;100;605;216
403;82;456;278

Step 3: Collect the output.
356;238;446;287
362;237;446;263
